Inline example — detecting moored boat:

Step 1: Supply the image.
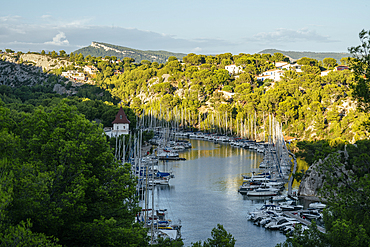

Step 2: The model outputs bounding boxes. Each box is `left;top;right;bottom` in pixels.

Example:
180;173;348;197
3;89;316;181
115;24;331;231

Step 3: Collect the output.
247;188;278;197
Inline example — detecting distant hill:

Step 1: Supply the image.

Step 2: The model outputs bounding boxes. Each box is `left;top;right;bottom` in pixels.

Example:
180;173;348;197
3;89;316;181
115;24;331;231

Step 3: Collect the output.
73;42;186;64
259;49;351;62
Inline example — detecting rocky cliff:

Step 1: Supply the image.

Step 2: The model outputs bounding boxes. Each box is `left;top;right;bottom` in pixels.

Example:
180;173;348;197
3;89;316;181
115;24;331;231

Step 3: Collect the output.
0;54;78;95
0;59;65;87
298;160;325;199
20;53;72;71
298;149;350;201
1;53;73;72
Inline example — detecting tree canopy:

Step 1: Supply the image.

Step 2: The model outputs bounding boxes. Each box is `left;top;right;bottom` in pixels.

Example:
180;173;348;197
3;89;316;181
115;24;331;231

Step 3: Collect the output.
0;100;148;246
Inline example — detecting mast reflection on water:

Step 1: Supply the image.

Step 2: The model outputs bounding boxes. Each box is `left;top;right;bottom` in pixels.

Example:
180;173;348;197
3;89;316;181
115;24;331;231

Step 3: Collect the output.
142;139;287;247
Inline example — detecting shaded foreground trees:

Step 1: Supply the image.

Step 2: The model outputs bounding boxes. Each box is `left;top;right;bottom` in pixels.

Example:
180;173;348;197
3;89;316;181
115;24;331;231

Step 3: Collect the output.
191;224;236;247
0;100;148;246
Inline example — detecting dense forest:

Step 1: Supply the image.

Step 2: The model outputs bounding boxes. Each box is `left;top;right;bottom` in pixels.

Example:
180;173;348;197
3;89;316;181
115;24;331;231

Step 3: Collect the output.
0;29;370;246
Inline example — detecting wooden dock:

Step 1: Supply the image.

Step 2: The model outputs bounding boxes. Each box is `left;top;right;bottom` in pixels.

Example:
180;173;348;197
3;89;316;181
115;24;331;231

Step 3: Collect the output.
284;211;326;233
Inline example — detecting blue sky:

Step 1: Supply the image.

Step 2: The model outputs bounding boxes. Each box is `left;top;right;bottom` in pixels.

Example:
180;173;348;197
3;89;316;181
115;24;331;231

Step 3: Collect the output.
1;0;368;55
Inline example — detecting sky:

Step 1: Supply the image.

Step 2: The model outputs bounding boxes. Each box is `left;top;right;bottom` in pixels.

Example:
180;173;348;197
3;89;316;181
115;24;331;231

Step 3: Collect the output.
1;0;369;55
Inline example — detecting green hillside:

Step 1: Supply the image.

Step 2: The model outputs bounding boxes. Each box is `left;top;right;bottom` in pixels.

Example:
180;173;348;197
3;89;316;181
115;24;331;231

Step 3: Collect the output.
73;42;186;63
259;49;350;62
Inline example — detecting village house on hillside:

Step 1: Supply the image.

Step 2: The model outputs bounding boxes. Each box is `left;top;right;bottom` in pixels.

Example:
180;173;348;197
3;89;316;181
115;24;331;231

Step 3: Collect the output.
334;65;349;71
274;61;302;72
219;90;235;100
83;65;98;75
105;107;131;137
257;61;305;82
321;65;349;76
225;64;242;75
257;69;284;82
274;61;291;70
61;70;86;81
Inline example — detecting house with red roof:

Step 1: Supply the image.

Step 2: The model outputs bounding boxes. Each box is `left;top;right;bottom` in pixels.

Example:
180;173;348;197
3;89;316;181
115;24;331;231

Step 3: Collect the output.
334;65;349;71
111;107;131;136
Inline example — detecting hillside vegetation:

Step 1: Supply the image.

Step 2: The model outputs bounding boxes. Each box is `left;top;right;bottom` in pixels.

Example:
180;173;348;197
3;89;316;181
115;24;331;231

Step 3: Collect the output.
1;49;368;142
92;52;368;142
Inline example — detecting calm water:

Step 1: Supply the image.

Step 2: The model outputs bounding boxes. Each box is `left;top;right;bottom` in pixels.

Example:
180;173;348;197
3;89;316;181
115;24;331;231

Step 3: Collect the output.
147;139;287;247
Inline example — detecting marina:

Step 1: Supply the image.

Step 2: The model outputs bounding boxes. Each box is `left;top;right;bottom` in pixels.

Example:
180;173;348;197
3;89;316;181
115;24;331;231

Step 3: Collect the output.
129;113;324;246
141;138;288;246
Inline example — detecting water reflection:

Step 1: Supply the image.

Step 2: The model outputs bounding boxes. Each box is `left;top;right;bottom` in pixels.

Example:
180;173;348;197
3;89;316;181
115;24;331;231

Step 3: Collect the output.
289;158;310;190
147;139;286;247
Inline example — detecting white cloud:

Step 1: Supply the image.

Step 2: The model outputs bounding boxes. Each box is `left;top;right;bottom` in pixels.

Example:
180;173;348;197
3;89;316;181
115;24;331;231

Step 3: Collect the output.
44;32;69;46
0;15;22;22
0;14;237;53
192;47;202;52
249;28;337;43
41;15;52;19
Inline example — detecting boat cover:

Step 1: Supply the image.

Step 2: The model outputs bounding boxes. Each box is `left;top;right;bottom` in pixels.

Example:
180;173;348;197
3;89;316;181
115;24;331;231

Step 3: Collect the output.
157;171;171;177
159;229;177;240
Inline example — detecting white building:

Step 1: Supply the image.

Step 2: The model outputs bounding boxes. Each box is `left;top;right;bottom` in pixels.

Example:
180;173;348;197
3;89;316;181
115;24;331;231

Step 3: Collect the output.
290;64;302;72
111;107;131;136
61;70;86;81
257;69;284;82
321;70;330;76
274;61;302;72
83;65;98;75
225;64;242;75
275;61;291;70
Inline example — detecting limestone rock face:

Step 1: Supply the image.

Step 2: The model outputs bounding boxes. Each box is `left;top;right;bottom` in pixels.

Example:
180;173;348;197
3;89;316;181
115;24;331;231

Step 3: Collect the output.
298;149;350;199
53;84;67;95
298;159;324;197
20;54;72;71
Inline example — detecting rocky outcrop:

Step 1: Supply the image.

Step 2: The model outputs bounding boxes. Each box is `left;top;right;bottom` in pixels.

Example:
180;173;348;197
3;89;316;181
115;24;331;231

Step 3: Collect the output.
0;54;82;96
298;148;351;201
298;160;325;199
0;59;65;87
52;83;78;96
53;84;67;95
20;54;72;71
2;53;73;72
